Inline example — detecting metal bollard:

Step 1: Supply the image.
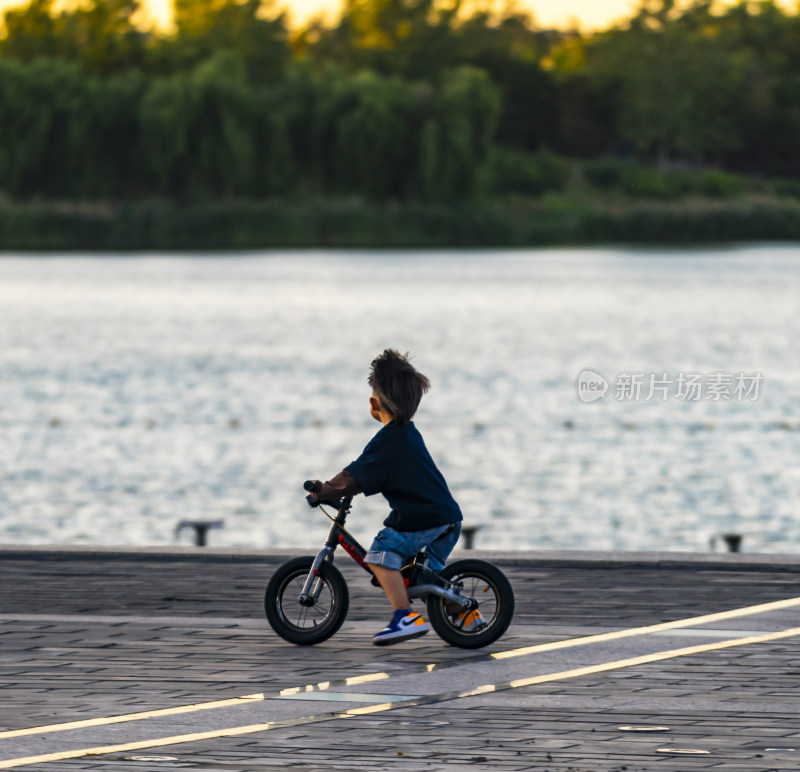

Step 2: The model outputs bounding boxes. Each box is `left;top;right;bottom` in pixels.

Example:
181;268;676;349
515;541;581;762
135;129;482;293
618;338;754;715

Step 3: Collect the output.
460;525;482;550
175;520;225;547
722;533;743;553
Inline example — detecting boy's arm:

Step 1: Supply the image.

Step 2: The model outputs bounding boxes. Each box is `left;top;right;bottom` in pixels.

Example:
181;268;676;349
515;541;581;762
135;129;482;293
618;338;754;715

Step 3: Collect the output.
316;469;363;499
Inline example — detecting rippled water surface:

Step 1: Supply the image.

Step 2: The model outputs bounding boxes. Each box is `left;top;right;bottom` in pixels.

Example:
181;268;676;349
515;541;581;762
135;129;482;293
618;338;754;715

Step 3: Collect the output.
1;247;799;553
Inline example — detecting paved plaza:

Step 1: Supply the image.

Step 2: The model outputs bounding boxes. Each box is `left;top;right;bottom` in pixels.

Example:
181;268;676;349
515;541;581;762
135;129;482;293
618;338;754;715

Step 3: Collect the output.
1;547;799;771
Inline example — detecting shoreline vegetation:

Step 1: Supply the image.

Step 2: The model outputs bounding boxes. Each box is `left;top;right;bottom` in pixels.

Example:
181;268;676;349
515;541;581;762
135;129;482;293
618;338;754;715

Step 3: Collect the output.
3;0;800;249
4;193;800;250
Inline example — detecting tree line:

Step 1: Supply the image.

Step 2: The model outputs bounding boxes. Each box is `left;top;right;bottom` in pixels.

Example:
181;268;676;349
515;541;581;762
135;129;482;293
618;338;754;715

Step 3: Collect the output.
1;0;800;203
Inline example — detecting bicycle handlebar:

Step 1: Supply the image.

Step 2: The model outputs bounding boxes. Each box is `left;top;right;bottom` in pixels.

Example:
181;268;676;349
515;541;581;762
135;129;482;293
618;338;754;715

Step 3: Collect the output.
304;480;347;510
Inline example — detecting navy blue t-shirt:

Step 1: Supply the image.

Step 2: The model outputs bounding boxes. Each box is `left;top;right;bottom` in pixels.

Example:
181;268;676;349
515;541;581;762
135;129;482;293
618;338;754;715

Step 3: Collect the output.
345;421;462;532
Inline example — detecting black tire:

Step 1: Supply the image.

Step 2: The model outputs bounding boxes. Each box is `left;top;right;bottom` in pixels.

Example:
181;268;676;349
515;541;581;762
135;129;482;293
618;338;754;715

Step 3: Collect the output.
427;559;514;649
264;556;349;645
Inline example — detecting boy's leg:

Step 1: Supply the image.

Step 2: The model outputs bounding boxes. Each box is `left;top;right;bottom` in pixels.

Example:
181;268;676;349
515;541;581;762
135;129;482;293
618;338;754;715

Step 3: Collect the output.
365;527;430;645
425;524;483;628
365;527;411;609
424;524;462;613
424;523;461;573
370;564;410;610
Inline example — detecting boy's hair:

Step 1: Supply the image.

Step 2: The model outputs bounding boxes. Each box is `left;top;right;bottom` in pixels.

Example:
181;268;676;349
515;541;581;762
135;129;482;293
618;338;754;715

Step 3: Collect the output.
368;349;430;426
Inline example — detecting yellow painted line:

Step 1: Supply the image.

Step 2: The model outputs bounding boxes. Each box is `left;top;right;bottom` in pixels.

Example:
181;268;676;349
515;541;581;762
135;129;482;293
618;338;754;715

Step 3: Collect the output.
491;594;800;660
1;626;797;770
343;702;396;716
345;672;390;686
1;594;797;743
0;694;267;740
504;626;800;689
0;723;288;770
0;674;390;740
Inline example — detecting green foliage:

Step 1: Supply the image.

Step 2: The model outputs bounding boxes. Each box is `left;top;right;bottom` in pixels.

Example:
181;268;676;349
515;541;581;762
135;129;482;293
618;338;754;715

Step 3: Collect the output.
773;178;800;200
420;67;501;200
582;157;631;189
698;169;744;199
5;195;800;250
489;148;570;197
2;0;149;74
582;157;752;201
621;167;691;200
302;0;461;79
171;0;289;80
582;158;683;199
2;0;800;230
0;57;145;197
586;1;744;164
313;68;420;199
141;51;257;198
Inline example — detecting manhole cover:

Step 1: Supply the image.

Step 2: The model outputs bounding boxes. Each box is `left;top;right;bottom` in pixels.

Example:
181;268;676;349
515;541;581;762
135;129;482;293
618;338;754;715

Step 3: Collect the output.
618;726;670;733
656;748;710;755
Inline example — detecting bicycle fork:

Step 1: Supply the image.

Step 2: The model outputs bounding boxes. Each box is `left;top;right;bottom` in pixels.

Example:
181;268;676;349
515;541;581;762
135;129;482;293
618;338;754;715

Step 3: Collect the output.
298;546;333;606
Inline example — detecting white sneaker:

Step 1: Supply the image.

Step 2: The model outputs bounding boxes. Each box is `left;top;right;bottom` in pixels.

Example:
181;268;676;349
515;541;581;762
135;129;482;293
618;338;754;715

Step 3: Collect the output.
372;610;430;646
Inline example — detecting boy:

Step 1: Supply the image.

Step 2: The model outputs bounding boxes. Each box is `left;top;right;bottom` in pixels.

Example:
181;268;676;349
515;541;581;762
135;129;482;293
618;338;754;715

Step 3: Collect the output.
309;349;483;645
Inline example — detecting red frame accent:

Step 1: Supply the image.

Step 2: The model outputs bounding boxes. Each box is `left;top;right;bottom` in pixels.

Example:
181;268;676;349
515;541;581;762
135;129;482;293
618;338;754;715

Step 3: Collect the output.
337;531;368;568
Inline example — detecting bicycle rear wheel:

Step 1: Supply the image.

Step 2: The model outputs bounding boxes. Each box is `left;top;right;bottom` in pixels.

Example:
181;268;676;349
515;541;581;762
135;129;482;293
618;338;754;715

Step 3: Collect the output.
265;556;349;645
427;559;514;649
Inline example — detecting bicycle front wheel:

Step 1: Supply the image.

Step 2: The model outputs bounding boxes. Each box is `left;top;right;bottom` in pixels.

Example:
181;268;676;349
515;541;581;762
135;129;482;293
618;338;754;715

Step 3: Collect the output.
265;556;349;645
427;559;514;649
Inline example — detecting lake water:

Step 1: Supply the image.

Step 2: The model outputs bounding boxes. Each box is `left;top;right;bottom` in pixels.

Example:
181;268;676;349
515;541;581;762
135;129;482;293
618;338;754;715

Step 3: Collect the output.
1;247;799;554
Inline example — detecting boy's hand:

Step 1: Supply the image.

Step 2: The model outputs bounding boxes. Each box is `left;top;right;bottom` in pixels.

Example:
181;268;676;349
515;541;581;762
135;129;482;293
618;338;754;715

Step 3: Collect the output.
304;480;323;497
304;481;322;509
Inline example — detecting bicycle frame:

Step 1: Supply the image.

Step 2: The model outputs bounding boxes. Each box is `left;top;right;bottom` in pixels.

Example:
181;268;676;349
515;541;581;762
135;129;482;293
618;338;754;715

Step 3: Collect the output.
297;497;471;610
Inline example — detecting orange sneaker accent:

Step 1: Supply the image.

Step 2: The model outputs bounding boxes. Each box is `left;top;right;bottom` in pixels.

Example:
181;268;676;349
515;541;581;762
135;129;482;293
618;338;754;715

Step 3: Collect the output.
453;609;486;632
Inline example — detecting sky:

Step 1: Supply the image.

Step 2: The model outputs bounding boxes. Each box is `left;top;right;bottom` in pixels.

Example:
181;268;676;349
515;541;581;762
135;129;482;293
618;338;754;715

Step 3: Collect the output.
0;0;644;31
1;0;795;32
278;0;642;29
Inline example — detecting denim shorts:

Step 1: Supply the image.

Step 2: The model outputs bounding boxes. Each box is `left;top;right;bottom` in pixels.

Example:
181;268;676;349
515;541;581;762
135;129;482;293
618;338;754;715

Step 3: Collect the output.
365;523;461;572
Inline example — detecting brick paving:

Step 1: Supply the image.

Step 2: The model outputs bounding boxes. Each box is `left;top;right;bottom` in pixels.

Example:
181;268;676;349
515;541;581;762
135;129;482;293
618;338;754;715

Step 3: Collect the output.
1;548;799;771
